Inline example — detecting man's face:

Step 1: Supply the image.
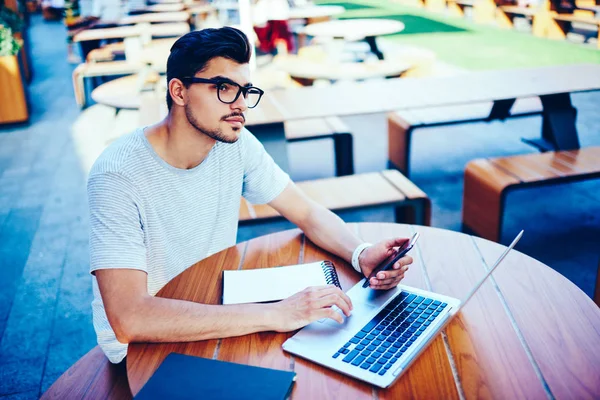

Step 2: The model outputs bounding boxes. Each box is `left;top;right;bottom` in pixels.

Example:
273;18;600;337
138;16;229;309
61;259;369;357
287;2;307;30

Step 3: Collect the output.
183;57;252;143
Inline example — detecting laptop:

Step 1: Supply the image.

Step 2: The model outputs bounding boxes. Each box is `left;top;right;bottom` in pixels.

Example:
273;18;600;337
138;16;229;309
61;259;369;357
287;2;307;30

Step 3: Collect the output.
282;230;523;388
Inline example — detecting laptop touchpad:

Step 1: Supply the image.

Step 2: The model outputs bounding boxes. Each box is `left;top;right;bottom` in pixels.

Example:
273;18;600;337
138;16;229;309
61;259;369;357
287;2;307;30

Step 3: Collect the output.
319;303;377;331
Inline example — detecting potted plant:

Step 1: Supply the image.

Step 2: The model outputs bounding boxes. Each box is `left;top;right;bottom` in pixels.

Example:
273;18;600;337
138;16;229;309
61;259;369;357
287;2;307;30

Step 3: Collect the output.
0;0;31;81
0;25;29;124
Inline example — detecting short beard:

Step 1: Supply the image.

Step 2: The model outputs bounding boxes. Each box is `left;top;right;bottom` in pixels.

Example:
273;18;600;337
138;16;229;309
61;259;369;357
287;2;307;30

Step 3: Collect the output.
184;103;240;144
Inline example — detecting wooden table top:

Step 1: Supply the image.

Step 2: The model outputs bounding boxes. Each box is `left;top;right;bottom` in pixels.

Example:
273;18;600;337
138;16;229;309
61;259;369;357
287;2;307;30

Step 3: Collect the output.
148;0;183;4
274;55;412;82
303;19;405;41
288;5;346;20
118;11;190;25
123;223;600;398
73;22;190;42
187;4;216;15
115;63;600;126
144;3;185;12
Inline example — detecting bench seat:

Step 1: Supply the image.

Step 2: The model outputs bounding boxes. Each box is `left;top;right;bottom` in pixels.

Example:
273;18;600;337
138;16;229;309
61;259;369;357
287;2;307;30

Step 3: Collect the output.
387;97;543;176
462;146;600;242
549;14;600;47
73;61;145;107
240;170;431;226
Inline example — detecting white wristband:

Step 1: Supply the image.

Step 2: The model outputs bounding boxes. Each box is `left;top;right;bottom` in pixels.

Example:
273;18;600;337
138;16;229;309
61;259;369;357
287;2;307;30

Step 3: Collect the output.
351;243;372;274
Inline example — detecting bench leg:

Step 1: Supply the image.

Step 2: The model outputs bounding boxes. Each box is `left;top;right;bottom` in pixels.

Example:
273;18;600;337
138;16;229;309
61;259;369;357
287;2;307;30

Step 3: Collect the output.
540;93;580;150
448;3;465;17
387;113;413;177
251;122;291;173
365;36;385;60
462;167;507;243
473;0;497;24
496;10;514;28
394;199;431;226
333;133;354;176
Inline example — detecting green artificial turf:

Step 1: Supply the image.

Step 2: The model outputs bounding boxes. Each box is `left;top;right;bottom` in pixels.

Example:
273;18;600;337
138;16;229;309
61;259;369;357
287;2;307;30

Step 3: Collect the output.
316;0;600;70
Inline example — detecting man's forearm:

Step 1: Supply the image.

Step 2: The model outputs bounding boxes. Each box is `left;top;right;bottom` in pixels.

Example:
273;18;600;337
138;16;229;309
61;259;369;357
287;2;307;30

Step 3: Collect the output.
119;296;275;344
298;205;362;267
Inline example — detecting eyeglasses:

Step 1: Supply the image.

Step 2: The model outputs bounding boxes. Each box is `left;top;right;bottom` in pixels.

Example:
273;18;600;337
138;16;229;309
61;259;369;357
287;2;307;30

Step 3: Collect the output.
180;77;264;108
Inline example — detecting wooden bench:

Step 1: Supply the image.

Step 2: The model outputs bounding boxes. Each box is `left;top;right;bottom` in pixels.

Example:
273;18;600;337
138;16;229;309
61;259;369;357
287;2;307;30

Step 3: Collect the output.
239;170;432;226
447;0;497;23
72;61;146;108
548;13;600;47
462;146;600;242
387;97;544;176
496;5;544;33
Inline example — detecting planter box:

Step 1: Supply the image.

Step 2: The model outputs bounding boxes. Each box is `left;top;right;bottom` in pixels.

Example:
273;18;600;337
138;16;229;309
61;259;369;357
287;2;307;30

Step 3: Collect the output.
13;32;32;82
0;55;29;124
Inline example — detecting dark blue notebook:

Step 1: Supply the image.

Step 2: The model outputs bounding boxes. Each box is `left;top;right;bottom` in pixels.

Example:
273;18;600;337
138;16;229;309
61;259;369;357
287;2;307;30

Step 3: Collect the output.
135;352;296;400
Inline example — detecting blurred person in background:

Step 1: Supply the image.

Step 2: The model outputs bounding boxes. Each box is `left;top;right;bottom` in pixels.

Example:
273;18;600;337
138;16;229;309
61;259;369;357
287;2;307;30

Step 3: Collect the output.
252;0;294;54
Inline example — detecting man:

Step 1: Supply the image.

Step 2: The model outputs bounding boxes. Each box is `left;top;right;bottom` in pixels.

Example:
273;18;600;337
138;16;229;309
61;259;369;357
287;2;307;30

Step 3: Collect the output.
88;27;413;364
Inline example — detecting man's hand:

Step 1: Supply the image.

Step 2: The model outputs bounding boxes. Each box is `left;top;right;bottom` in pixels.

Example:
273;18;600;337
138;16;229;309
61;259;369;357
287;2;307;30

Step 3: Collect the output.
359;238;413;290
269;285;353;332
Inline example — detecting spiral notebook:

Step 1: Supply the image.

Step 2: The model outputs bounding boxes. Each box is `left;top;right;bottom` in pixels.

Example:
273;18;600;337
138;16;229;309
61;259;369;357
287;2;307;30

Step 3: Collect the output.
222;261;341;305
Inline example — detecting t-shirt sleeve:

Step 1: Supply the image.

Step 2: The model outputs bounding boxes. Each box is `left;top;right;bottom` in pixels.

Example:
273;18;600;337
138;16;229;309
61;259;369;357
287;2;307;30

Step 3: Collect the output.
241;128;291;204
88;172;147;275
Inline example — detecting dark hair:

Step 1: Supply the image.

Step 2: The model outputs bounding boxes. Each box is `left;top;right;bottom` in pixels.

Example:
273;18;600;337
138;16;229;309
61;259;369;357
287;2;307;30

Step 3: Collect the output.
166;27;252;110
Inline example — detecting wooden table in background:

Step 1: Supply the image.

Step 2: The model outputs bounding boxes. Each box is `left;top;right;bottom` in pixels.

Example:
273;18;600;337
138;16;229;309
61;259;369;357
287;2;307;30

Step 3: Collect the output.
73;22;190;42
289;5;346;22
303;19;404;60
144;3;185;12
41;223;600;399
91;64;600;170
118;11;190;25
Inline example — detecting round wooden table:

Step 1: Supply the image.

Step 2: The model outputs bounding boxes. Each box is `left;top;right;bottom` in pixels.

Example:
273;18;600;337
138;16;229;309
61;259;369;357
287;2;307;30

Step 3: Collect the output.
303;18;404;41
288;5;346;21
41;224;600;399
91;73;164;110
303;19;404;60
43;223;600;399
274;55;412;85
118;11;190;26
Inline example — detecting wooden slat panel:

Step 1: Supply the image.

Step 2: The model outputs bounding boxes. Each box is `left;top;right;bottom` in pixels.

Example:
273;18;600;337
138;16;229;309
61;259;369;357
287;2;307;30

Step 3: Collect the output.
248;173;406;221
290;229;372;399
298;173;405;209
127;244;245;396
490;156;563;181
381;170;428;200
474;238;600;399
462;160;519;241
357;223;459;399
217;230;303;373
413;226;547;399
548;148;600;174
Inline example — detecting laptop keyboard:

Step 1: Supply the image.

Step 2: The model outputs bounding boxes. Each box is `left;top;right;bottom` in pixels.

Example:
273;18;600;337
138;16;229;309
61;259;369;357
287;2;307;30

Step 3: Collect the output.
332;291;447;376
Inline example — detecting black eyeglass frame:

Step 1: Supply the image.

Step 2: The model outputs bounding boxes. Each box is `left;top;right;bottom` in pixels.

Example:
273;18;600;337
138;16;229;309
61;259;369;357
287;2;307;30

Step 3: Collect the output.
180;77;265;108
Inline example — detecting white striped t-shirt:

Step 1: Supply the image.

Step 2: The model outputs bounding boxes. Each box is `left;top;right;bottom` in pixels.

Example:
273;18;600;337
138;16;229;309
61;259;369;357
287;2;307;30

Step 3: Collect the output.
88;127;290;363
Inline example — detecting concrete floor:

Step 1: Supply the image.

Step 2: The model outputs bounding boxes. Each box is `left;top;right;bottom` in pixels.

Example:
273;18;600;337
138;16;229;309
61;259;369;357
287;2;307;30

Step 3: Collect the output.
0;15;598;399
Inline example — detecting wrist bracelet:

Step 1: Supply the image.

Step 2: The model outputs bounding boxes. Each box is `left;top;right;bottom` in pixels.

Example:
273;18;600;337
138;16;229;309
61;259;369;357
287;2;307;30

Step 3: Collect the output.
351;243;372;274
